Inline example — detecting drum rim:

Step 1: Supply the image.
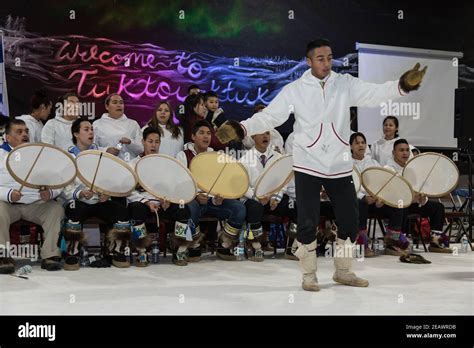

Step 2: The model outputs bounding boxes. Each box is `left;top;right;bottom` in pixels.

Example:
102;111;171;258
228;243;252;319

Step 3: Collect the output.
254;154;294;199
6;142;78;189
190;151;249;199
361;166;414;208
75;150;137;197
402;151;459;197
135;154;198;204
352;165;361;193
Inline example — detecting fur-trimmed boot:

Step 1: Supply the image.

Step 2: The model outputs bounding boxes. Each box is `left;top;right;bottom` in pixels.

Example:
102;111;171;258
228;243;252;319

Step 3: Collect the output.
294;240;319;292
356;228;375;258
131;222;152;267
63;220;85;271
108;221;132;268
384;228;409;256
248;241;264;262
188;226;203;263
0;256;15;274
429;230;453;253
171;221;191;266
247;223;264;262
216;221;241;261
216;234;237;261
333;238;369;287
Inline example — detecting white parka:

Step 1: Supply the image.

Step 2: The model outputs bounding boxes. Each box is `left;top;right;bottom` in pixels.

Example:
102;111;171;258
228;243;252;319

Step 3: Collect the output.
93;113;143;161
238;147;284;202
41;115;75;151
240;69;406;178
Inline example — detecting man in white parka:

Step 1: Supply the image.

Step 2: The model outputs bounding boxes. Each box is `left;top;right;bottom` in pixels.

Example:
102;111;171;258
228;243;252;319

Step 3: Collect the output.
217;38;427;292
93;94;143;161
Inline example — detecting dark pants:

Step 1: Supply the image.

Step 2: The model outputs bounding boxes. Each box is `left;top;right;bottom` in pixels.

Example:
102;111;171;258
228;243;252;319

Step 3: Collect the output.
65;200;129;224
187;199;246;228
358;199;403;230
320;201;335;220
403;200;445;232
128;202;190;223
295;171;358;244
245;194;297;225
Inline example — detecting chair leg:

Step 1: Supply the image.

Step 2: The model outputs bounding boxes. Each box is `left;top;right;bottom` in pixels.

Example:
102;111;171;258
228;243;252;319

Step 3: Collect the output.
372;218;377;245
377;218;386;237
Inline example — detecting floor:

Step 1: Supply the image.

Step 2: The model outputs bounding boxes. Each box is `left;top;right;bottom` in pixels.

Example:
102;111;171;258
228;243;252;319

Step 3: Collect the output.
1;244;472;315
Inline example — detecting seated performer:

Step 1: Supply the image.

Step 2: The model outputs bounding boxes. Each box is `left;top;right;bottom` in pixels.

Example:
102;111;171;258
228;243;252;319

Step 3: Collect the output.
385;139;451;253
93;93;143;160
350;132;404;257
16;89;52;144
176;120;246;261
242;104;285;154
0;119;64;273
127;127;198;266
239;131;297;261
61;118;132;270
41;92;80;151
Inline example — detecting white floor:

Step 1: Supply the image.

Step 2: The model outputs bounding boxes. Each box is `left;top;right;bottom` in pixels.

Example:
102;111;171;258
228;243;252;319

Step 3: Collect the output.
1;245;472;315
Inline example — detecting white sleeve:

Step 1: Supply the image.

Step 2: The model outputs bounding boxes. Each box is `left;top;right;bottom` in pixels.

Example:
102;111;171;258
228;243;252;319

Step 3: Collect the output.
371;141;379;163
348;75;405;108
284;133;294;154
175;151;187;167
0;186;12;203
61;181;83;202
239;157;255;200
92;122;107;151
271;188;285;202
127;190;149;204
127;121;144;155
273;131;285;154
284;178;295;199
240;86;292;137
41;121;55;145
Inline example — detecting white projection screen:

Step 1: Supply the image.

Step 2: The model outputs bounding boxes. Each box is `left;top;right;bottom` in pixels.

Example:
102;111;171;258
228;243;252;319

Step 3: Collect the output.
356;43;463;148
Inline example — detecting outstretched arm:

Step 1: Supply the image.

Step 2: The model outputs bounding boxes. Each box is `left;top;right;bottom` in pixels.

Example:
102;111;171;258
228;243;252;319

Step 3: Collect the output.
350;62;427;107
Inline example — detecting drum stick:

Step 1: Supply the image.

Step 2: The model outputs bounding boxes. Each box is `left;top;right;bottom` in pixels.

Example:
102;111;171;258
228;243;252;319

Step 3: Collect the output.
19;146;45;192
90;152;103;192
207;162;228;197
418;156;441;194
153;208;160;227
374;171;398;198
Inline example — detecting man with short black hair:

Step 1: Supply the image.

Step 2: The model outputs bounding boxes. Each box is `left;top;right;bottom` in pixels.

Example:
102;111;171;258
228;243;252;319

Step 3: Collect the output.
386;139;450;254
217;38;427;291
0;119;64;274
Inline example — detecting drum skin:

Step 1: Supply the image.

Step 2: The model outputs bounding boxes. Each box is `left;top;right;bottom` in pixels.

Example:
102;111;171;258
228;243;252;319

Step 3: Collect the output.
402;152;459;197
76;150;137;197
135;154;197;204
254;155;294;199
190;152;249;199
6;143;77;189
361;167;413;208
